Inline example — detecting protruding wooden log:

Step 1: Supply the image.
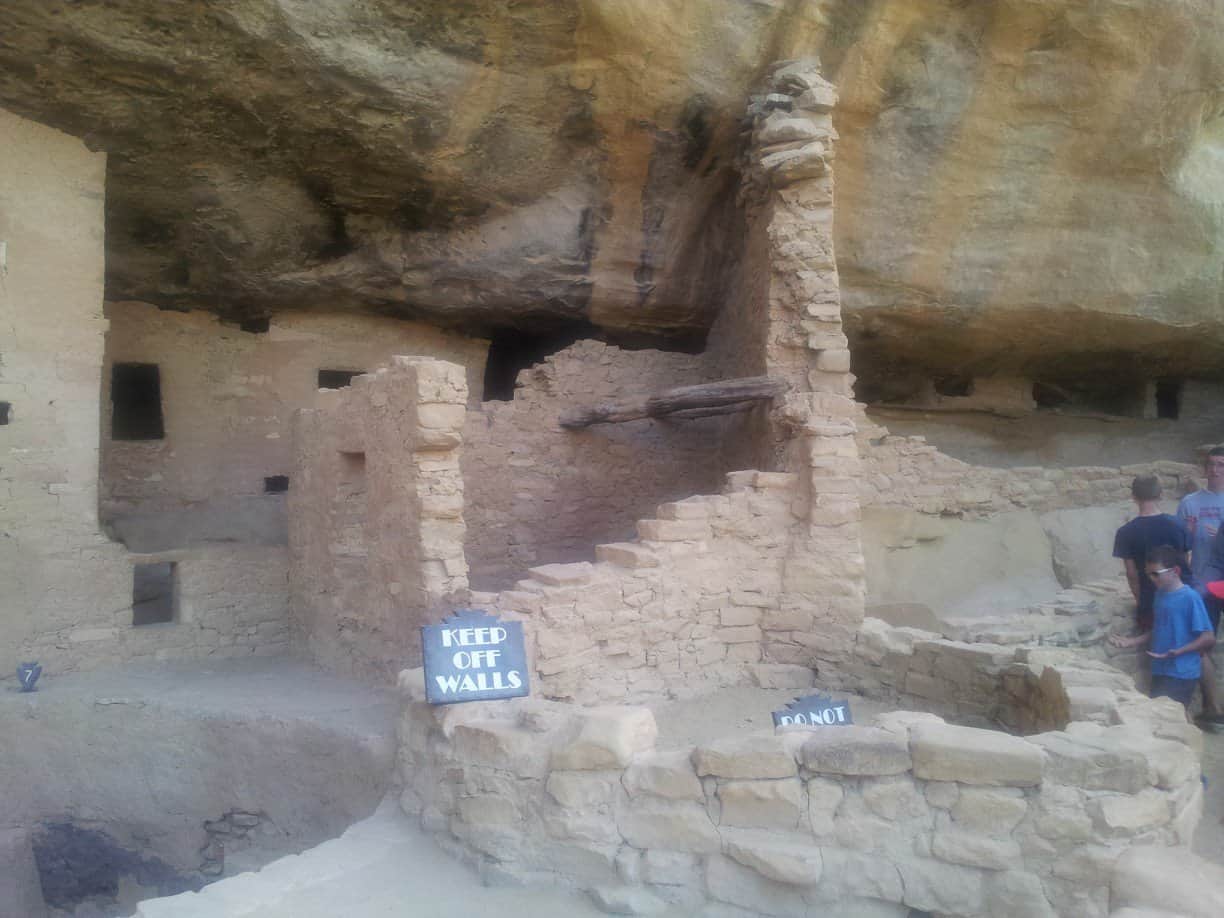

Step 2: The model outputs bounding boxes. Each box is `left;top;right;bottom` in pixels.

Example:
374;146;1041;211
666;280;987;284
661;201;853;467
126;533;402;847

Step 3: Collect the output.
559;376;789;429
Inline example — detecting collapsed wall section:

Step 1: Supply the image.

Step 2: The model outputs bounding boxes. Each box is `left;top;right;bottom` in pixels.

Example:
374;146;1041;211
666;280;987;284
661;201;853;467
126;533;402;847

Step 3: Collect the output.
472;471;817;704
463;61;869;701
462;340;733;589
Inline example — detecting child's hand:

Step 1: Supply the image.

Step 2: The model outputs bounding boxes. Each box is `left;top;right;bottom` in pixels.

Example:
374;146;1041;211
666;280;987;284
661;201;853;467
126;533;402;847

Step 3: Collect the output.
1108;634;1136;648
1147;650;1172;659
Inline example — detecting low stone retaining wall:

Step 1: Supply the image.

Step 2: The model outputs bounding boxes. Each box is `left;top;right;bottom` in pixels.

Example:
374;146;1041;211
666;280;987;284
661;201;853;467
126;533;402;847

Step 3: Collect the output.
396;650;1202;918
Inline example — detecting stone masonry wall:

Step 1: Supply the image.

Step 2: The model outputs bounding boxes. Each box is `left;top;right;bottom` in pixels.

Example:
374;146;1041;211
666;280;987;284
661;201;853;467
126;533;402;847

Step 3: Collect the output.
0;108;132;682
471;470;822;705
1;109;298;681
102;300;486;551
857;413;1201;517
739;62;869;679
462;340;732;589
18;547;290;674
289;358;469;682
396;647;1203;918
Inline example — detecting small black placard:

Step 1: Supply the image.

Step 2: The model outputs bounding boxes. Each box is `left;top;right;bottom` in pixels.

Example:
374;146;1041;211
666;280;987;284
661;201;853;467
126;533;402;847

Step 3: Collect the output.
771;693;853;728
422;609;530;705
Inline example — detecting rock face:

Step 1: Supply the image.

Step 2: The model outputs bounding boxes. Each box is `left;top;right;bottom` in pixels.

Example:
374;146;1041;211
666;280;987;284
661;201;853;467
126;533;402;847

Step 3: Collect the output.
4;1;1224;373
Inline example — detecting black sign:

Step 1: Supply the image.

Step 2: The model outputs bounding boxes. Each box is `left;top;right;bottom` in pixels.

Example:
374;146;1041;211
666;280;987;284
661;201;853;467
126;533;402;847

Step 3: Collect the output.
422;609;530;705
771;693;853;728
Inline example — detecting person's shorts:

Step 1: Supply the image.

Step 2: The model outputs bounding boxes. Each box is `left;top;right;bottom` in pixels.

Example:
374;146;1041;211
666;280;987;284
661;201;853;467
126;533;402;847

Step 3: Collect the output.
1150;674;1197;707
1208;594;1222;634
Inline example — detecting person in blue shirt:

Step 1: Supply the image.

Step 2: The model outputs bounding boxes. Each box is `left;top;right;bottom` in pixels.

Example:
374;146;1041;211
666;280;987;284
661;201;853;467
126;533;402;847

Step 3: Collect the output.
1110;545;1216;710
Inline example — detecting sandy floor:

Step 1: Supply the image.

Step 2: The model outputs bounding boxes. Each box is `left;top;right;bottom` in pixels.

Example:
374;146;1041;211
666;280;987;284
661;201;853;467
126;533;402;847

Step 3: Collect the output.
1196;726;1224;863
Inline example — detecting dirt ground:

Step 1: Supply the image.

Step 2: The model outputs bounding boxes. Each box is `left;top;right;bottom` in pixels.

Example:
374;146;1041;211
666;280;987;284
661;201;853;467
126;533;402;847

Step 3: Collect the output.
1196;726;1224;864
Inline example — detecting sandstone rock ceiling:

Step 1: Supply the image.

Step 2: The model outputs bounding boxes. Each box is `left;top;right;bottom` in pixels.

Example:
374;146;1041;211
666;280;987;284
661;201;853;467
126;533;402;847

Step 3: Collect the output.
4;1;1224;378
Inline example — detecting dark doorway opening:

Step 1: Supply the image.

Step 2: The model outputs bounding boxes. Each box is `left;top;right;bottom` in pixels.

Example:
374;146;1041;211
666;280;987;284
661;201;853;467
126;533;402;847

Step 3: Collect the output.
1155;379;1182;420
482;327;596;401
132;562;175;626
0;401;10;425
111;364;165;440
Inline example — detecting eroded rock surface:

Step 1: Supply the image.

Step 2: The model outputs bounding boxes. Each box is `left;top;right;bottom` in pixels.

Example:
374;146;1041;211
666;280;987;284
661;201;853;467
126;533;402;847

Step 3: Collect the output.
4;1;1224;373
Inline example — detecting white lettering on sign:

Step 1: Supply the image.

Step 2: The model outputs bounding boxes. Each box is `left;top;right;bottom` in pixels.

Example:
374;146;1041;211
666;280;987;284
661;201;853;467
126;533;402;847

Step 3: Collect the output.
777;705;848;727
452;649;502;669
440;627;508;648
434;671;523;694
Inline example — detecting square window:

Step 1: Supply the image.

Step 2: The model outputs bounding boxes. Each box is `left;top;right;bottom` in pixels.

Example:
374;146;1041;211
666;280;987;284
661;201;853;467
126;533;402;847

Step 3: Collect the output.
318;369;361;389
264;475;289;493
133;562;175;626
112;363;165;440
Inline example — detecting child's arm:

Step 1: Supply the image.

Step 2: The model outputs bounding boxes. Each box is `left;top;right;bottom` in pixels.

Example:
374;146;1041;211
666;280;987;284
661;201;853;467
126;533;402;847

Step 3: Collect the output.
1109;630;1152;650
1147;629;1216;660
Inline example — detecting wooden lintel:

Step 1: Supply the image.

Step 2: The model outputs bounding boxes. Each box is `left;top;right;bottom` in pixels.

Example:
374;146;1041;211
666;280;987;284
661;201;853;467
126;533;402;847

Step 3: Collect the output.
559;375;789;429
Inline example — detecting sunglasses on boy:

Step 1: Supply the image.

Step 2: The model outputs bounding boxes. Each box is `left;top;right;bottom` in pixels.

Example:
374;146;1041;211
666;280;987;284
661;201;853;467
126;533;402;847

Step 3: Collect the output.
1145;567;1174;578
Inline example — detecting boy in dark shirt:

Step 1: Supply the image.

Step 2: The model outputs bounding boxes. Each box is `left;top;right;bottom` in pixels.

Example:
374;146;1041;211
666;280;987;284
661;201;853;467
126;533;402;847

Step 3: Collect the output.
1113;476;1190;633
1110;545;1216;709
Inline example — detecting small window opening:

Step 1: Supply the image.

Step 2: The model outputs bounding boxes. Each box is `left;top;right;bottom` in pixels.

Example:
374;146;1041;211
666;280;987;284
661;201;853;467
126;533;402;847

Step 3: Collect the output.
111;363;165;440
132;562;175;626
240;317;271;334
264;475;289;493
1155;379;1182;420
318;369;361;389
0;401;10;425
933;375;974;398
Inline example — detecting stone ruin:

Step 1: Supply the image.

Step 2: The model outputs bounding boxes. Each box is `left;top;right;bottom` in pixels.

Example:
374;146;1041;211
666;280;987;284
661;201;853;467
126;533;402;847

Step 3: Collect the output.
4;34;1224;918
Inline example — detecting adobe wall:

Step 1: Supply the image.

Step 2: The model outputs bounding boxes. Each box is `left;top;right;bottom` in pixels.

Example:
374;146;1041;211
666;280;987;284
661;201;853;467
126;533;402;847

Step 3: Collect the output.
0;109;126;681
866;378;1224;470
101;301;487;551
471;471;825;705
19;547;290;674
857;415;1201;517
1;109;295;682
461;340;733;589
289;359;470;682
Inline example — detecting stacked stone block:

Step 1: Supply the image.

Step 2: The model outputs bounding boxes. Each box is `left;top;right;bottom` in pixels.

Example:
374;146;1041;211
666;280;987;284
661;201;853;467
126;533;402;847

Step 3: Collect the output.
396;647;1203;918
462;339;733;589
290;358;469;682
473;470;817;705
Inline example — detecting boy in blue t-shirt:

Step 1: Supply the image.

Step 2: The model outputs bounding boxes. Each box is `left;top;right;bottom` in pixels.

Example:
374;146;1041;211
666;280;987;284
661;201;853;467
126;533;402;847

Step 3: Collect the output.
1110;545;1216;709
